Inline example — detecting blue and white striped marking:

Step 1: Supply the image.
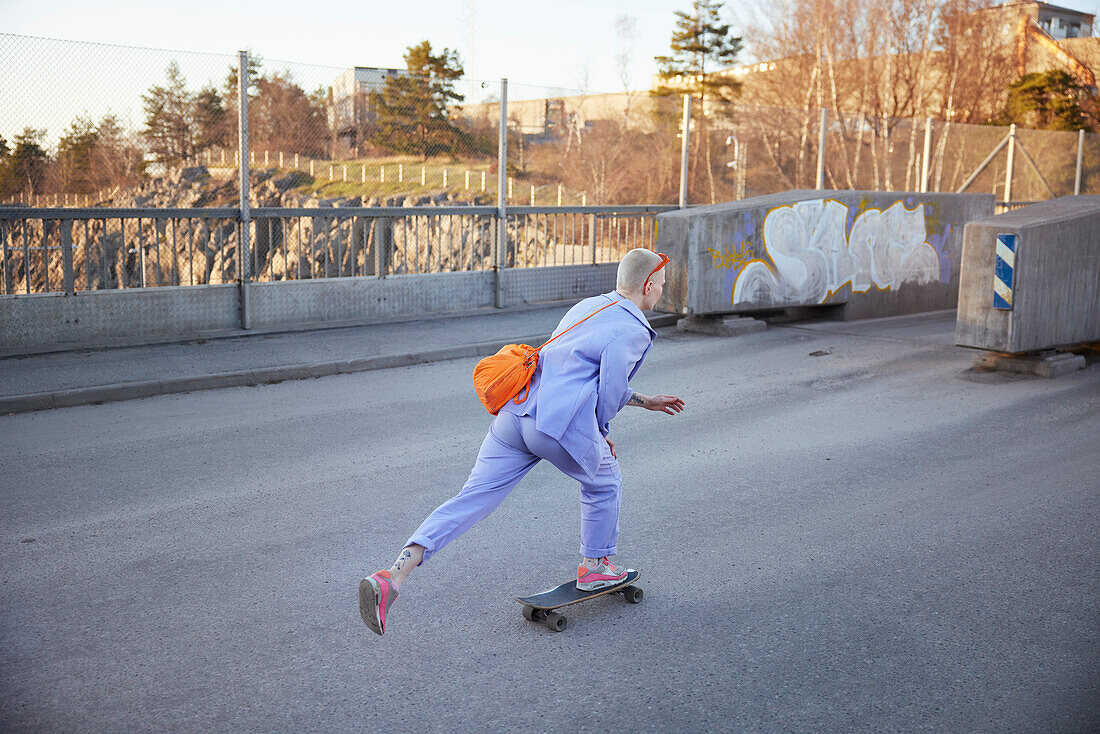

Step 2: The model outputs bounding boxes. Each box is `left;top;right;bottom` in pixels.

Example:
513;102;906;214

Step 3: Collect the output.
993;233;1016;310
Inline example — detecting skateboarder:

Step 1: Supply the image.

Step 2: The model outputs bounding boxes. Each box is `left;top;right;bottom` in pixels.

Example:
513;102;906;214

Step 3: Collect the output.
360;248;685;635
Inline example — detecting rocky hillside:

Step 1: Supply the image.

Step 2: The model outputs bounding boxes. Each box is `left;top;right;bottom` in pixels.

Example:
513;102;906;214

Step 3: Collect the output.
3;167;572;293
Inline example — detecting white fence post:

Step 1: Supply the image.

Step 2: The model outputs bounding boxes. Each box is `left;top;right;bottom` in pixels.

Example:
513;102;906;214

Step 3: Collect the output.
920;117;933;193
1004;124;1017;206
1075;129;1085;195
679;95;691;209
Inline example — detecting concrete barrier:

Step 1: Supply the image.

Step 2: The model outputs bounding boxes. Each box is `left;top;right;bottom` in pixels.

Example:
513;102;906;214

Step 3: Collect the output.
655;190;994;320
955;195;1100;353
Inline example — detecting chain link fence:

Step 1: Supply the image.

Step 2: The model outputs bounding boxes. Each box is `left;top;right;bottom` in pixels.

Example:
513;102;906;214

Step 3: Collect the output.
675;98;1099;206
1;33;1097;297
0;34;240;207
5;33;1096;210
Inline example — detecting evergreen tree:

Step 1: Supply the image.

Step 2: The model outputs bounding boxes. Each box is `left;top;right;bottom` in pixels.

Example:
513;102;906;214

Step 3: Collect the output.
142;62;198;166
193;84;229;152
653;0;743;204
0;128;49;196
371;41;465;158
654;0;742;106
57;117;100;194
1000;70;1098;132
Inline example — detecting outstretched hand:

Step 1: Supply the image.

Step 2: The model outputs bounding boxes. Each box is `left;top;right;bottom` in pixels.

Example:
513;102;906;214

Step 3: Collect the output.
645;394;685;415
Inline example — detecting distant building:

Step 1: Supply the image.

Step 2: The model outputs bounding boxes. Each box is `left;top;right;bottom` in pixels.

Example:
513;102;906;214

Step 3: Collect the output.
988;1;1094;39
460;92;656;141
328;67;406;157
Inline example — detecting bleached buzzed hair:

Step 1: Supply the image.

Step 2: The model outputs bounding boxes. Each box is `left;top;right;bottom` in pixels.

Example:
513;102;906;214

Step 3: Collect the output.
616;248;663;294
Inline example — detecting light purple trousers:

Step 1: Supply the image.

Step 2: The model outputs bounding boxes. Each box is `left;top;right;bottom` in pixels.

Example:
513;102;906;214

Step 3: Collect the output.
406;411;622;563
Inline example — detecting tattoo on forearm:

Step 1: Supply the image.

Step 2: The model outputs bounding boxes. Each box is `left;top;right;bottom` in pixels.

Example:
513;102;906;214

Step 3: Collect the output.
628;392;646;407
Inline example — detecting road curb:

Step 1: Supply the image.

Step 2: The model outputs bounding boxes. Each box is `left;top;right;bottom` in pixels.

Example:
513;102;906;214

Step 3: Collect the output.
0;315;679;415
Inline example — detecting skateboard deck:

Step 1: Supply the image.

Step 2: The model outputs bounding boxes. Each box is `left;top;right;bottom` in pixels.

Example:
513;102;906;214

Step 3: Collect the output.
514;570;642;631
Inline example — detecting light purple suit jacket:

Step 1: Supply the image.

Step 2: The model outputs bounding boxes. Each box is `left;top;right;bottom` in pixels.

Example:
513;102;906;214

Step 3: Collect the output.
501;291;656;478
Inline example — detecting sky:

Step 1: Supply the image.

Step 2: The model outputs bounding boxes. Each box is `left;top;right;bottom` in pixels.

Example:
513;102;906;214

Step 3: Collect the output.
3;0;1099;146
4;0;730;145
5;0;726;94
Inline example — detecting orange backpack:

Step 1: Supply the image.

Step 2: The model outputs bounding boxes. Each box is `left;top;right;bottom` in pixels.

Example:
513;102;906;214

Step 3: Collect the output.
472;299;623;415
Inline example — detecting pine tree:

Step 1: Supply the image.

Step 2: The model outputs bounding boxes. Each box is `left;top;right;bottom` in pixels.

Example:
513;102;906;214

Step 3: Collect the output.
654;0;743;203
371;41;465;158
1000;71;1098;132
654;0;742;106
193;85;229;153
0;128;49;196
57;117;100;194
142;62;198;167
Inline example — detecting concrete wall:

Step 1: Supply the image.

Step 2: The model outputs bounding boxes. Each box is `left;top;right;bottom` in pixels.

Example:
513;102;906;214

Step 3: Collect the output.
655;190;994;320
0;265;619;350
956;196;1100;353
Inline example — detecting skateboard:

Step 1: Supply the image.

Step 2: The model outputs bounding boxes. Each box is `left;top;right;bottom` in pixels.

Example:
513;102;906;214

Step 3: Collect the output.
514;569;643;632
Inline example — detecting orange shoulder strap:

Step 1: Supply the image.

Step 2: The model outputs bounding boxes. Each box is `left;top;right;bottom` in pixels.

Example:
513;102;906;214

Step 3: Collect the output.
536;298;624;353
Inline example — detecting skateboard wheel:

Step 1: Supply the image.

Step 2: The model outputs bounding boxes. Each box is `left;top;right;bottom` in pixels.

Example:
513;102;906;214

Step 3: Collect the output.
522;605;541;622
544;612;567;632
623;586;643;604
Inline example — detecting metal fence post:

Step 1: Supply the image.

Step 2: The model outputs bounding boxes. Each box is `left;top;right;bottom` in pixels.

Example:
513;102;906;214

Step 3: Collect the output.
238;50;252;330
1;221;10;295
374;218;391;277
920;117;933;193
1075;129;1085;195
589;213;597;264
60;219;75;295
495;78;508;308
1004;123;1016;206
678;95;691;209
816;108;827;191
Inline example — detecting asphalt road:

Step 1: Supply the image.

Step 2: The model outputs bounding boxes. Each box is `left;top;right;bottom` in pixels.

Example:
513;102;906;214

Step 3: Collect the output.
1;312;1097;732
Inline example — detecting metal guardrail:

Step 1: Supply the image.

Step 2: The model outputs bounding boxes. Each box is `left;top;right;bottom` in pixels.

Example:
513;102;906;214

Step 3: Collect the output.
0;205;674;296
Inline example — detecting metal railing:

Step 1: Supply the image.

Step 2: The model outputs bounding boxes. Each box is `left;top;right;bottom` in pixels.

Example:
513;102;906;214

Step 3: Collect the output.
0;205;673;296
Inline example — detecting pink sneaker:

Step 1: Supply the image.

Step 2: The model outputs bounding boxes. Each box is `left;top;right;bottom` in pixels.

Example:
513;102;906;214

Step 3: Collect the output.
576;557;628;591
359;570;398;635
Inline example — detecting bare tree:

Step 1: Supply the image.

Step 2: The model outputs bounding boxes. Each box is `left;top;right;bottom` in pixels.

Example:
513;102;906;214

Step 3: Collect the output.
615;15;639;122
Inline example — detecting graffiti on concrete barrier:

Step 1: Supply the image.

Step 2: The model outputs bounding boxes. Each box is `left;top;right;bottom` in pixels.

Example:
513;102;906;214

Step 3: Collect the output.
721;199;945;307
707;241;756;270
